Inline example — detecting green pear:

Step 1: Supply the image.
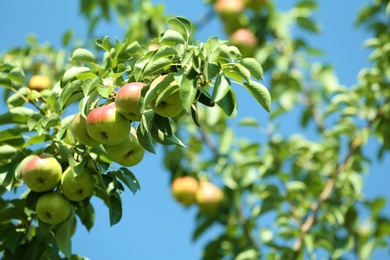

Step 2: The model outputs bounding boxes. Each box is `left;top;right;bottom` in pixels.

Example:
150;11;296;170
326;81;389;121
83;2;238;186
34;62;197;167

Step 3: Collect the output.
36;192;71;225
70;113;101;146
171;176;199;207
104;127;145;167
61;167;95;202
86;103;130;145
149;75;184;118
115;82;146;121
21;154;62;192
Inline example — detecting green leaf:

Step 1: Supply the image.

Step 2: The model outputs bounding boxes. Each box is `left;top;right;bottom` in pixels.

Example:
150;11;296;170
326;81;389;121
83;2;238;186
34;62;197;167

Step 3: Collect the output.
118;167;141;195
286;181;307;192
192;216;217;241
168;16;193;38
296;17;320;33
235;249;260;260
137;111;156;154
150;115;186;147
142;74;174;112
0;77;13;88
60;80;83;109
6;87;30;108
243;81;271;112
296;1;318;10
70;48;95;63
142;58;172;78
160;29;186;45
56;213;74;258
0;107;37;125
6;67;25;85
95;36;112;52
204;61;220;82
240;58;263;80
109;194;122;226
175;69;198;112
218;89;237;117
151;46;177;60
62;30;73;47
23;134;51;148
219;128;234;155
0;144;18;160
62;67;90;86
212;74;231;102
75;203;95;231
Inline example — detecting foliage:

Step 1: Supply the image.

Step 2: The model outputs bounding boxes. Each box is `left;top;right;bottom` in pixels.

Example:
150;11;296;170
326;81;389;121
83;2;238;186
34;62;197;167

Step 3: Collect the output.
1;0;390;259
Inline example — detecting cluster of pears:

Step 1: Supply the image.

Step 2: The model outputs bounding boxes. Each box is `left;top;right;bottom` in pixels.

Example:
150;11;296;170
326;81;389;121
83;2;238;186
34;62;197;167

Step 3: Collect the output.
19;154;95;225
70;75;183;167
171;176;224;215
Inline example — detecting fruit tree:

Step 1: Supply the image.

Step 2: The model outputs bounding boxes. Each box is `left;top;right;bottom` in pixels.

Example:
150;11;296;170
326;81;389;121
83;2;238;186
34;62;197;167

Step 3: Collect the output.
1;0;390;259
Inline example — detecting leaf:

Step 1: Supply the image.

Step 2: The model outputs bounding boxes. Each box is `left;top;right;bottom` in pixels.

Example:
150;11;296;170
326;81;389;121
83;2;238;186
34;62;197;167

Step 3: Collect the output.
95;36;112;52
137;112;156;154
118;167;141;195
150;115;186;147
240;58;263;80
55;213;74;258
0;107;37;125
197;89;214;107
286;181;307;192
6;67;25;85
204;61;220;82
125;41;143;56
109;194;122;226
142;58;172;78
75;203;95;231
212;74;231;102
296;17;320;33
160;29;186;45
192;216;217;241
218;89;237;117
62;67;90;86
243;81;271;112
168;16;193;38
151;46;177;60
0;144;18;160
23;134;51;148
60;80;83;109
235;249;260;260
175;69;198;112
296;0;318;10
70;48;95;63
6;87;30;108
219;128;234;155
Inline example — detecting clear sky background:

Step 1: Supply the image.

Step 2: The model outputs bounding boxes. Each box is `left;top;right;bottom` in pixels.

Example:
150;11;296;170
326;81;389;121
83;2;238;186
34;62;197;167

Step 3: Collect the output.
1;1;389;259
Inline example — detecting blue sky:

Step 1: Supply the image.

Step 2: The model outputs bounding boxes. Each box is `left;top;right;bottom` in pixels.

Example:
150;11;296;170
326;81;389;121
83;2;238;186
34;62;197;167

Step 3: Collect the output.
1;0;389;259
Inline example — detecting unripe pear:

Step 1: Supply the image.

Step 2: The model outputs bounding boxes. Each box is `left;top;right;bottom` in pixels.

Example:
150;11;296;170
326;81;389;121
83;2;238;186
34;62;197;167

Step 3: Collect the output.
115;82;146;121
61;167;95;202
149;75;183;118
86;103;130;145
196;181;224;214
104;127;145;167
21;154;62;192
36;192;71;225
70;113;101;146
171;176;199;207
